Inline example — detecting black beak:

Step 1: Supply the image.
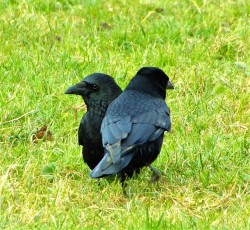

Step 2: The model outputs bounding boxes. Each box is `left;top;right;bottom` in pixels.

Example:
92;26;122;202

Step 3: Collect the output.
64;82;87;95
167;80;174;89
64;85;78;94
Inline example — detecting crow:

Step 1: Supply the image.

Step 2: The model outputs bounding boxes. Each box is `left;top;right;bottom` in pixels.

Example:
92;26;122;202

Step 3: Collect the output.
90;67;174;183
65;73;122;170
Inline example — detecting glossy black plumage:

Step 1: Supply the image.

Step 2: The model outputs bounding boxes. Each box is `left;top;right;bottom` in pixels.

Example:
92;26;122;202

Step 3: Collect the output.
90;67;173;181
65;73;122;170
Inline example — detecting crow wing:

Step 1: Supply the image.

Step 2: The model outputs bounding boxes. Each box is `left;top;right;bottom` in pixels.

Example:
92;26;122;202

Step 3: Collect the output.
78;120;84;146
90;93;171;178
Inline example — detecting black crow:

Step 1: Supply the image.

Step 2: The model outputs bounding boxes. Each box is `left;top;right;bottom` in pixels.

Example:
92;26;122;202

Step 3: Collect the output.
90;67;174;183
65;73;122;170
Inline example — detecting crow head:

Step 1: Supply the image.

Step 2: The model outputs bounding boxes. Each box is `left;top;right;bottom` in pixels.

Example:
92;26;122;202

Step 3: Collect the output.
126;67;174;99
65;73;122;109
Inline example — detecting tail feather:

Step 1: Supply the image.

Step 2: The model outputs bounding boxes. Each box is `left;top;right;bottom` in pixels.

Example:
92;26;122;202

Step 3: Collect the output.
89;154;133;178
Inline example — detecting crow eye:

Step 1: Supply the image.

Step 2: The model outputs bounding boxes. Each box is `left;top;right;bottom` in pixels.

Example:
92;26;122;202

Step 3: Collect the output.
92;84;98;90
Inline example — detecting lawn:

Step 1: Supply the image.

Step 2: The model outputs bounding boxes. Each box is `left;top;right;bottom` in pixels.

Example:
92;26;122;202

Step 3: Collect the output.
0;0;249;229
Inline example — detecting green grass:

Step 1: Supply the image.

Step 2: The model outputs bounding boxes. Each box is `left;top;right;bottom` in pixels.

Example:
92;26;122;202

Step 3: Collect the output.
0;0;249;229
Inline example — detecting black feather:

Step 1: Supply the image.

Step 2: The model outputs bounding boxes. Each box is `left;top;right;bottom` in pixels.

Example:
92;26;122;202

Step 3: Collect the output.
65;73;122;170
90;67;173;182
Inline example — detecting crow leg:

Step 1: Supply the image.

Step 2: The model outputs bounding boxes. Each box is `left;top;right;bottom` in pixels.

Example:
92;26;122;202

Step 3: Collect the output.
134;168;141;175
117;172;129;196
149;165;161;182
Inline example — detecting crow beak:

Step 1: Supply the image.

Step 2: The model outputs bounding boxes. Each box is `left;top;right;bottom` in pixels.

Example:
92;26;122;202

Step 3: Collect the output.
167;80;174;89
64;85;78;94
64;82;87;95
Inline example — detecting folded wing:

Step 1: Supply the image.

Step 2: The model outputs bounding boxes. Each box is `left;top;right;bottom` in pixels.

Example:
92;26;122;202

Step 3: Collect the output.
90;99;171;178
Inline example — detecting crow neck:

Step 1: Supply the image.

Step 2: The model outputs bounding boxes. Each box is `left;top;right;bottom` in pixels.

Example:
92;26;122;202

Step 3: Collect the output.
85;98;109;116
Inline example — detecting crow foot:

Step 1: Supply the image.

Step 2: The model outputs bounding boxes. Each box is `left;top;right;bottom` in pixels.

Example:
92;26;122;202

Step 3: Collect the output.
149;165;161;182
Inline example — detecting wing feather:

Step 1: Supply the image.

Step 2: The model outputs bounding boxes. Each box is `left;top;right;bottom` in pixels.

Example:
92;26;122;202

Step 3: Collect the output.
90;95;171;178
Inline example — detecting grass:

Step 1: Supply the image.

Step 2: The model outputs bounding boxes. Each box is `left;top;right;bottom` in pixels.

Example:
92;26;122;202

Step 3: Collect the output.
0;0;249;229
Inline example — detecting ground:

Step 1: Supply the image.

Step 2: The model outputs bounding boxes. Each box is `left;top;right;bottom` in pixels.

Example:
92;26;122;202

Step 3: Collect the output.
0;0;249;229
